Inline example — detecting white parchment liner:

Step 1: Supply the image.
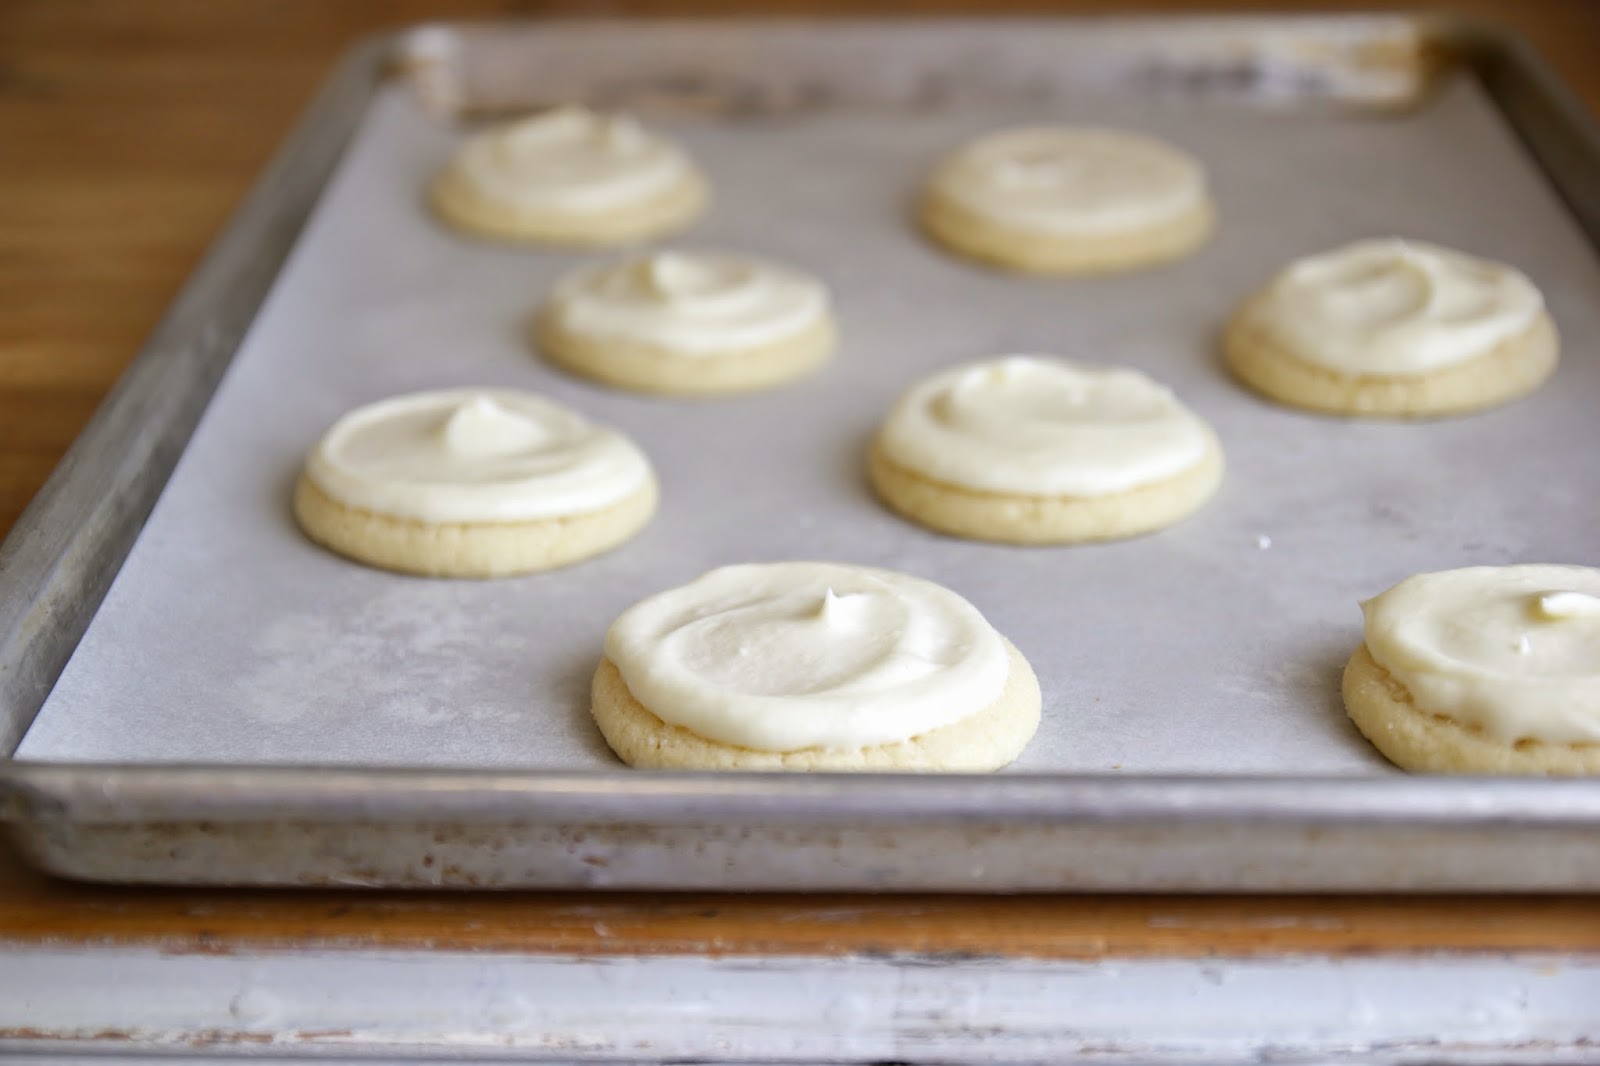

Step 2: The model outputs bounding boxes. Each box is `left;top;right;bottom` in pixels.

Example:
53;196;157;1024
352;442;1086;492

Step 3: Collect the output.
21;76;1600;773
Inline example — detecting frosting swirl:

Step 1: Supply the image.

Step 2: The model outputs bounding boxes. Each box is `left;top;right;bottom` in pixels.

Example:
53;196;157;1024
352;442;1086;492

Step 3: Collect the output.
605;563;1011;752
1363;565;1600;743
877;356;1216;496
1252;239;1544;375
443;106;697;215
305;388;652;523
929;127;1207;235
546;251;830;354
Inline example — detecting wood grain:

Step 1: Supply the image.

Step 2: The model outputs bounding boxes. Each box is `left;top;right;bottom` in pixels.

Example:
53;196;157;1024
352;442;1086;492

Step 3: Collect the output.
2;0;1599;957
3;849;1600;957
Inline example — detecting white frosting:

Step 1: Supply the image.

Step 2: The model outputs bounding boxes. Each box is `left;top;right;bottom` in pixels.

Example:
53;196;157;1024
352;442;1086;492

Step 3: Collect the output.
1363;565;1600;744
877;356;1214;496
547;251;829;354
930;126;1207;235
306;389;651;523
605;563;1011;752
444;106;696;215
1253;239;1544;375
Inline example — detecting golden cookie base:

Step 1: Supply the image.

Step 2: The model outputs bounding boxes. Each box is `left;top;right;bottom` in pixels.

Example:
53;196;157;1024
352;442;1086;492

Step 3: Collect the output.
428;170;706;247
866;437;1224;545
918;191;1215;276
536;312;836;396
292;475;657;578
1342;643;1600;775
1225;304;1560;419
590;640;1042;772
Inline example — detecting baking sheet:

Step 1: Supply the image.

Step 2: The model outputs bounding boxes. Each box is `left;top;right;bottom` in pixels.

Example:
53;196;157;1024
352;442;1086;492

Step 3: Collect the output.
18;70;1600;774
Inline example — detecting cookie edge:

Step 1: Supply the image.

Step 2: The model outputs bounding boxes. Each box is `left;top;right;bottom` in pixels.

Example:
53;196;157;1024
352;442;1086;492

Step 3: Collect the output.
429;168;707;247
918;187;1215;276
1225;300;1560;419
866;434;1224;544
293;473;658;578
1342;642;1600;775
536;308;836;396
590;638;1042;771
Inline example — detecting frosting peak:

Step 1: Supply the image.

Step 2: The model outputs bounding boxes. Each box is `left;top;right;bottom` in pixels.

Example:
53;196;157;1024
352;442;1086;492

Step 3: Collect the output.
1534;591;1600;621
441;395;551;459
879;356;1215;496
1257;238;1543;375
1362;565;1600;743
497;107;634;154
448;107;695;216
548;250;829;355
815;587;877;628
931;127;1207;235
639;253;765;315
605;563;1010;752
306;388;652;523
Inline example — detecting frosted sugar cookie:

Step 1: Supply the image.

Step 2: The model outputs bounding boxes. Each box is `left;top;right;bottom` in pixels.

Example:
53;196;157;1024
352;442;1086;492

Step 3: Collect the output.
868;356;1223;544
1343;565;1600;774
430;106;706;246
294;388;656;577
537;250;835;395
1226;238;1559;417
919;126;1214;275
592;562;1041;771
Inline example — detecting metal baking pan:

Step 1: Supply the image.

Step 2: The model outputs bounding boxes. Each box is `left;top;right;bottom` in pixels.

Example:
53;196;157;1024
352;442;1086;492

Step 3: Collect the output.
4;16;1600;891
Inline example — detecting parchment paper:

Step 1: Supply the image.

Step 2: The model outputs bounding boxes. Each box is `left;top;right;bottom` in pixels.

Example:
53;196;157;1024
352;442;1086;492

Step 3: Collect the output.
20;74;1600;773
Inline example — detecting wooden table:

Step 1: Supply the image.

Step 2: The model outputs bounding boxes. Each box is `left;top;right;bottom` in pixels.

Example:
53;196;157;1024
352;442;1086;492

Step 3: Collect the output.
2;1;1599;1059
